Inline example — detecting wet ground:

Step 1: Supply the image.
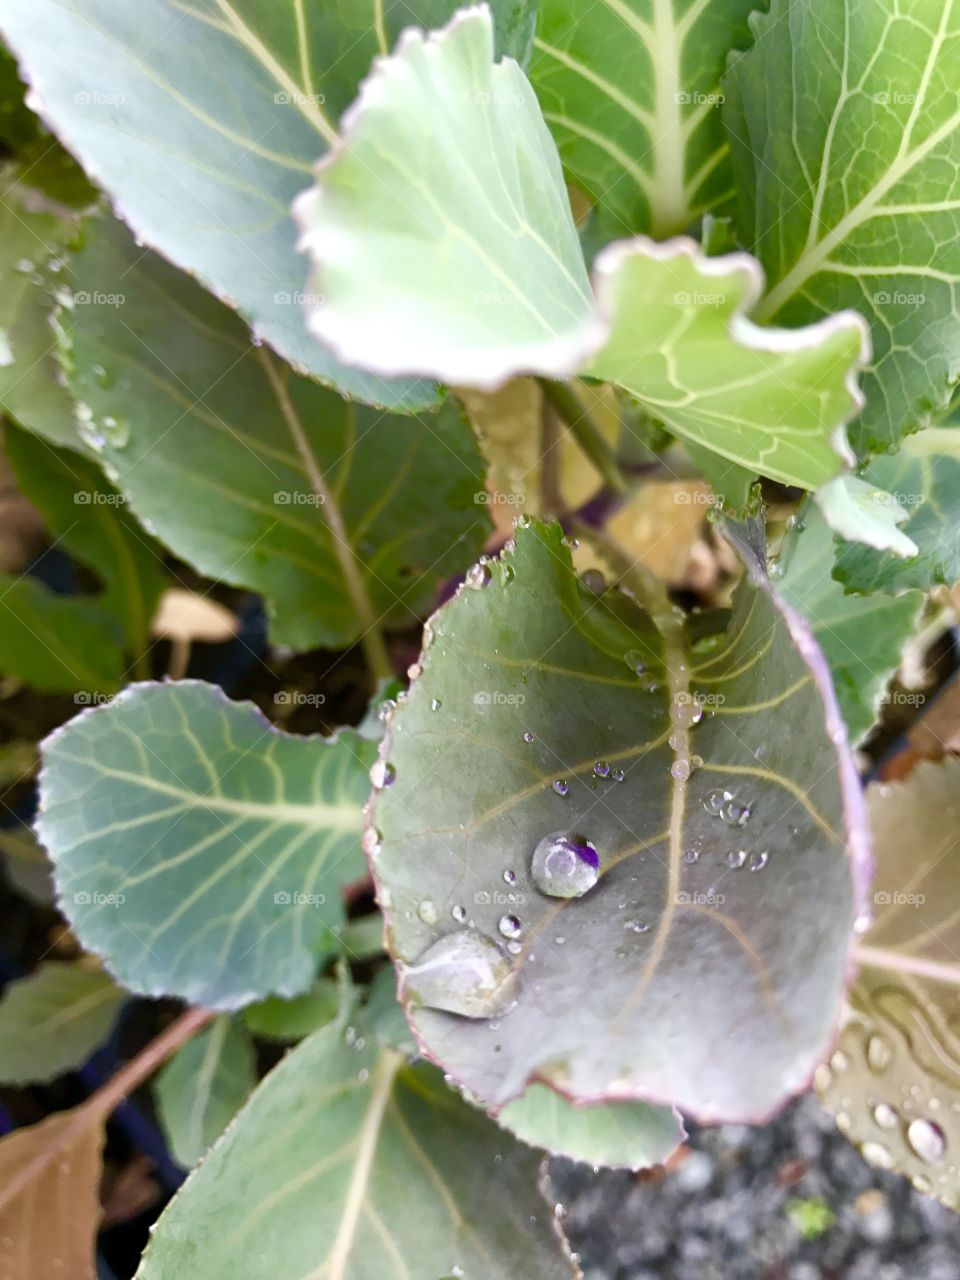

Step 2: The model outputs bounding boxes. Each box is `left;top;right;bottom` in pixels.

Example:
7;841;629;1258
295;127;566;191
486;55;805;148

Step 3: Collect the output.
552;1093;960;1279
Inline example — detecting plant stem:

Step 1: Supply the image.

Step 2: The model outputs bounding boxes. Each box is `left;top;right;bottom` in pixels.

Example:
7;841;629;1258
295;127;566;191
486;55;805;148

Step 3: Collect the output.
538;378;629;496
0;1005;212;1214
258;350;393;682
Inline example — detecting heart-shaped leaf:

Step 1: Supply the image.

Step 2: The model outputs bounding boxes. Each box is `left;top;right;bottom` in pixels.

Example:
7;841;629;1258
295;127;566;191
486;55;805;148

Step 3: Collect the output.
37;681;376;1008
817;759;960;1209
369;518;871;1122
56;217;489;651
0;0;532;409
136;1015;578;1280
725;0;960;455
295;4;869;491
530;0;756;244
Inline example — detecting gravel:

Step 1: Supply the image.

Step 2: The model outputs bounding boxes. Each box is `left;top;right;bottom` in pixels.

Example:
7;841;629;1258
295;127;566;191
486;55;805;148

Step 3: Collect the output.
549;1093;960;1279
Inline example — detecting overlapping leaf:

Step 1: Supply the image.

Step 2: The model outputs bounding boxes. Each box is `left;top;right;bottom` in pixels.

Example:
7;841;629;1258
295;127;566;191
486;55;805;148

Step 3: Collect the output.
817;759;960;1209
57;217;489;651
155;1016;256;1167
37;681;376;1008
0;149;93;449
6;422;168;660
136;1015;577;1280
834;427;960;593
0;0;533;409
777;503;924;743
0;962;123;1084
725;0;960;455
530;0;755;245
295;4;868;491
0;574;124;693
370;519;870;1122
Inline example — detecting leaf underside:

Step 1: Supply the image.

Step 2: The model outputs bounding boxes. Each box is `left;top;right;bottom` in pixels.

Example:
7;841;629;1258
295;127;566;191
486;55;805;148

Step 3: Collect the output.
371;519;870;1123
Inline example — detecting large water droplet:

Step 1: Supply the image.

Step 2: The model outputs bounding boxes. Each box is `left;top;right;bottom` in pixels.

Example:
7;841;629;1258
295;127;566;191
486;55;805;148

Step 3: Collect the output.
593;761;610;778
907;1118;946;1164
703;788;732;815
748;851;769;872
498;914;522;939
720;798;751;826
403;930;518;1018
671;758;691;781
552;779;569;797
531;832;600;899
465;561;492;589
369;760;396;789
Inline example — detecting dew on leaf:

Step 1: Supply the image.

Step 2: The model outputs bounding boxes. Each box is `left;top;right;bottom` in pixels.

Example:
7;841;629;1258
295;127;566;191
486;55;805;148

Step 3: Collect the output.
498;914;522;939
369;760;396;789
465;560;492;589
720;799;751;826
451;905;466;923
907;1118;946;1164
861;1140;894;1170
580;568;605;593
684;848;700;864
502;869;516;885
704;788;732;815
403;929;518;1018
748;851;769;872
866;1034;893;1073
726;849;747;869
873;1102;898;1129
593;760;610;778
611;768;625;782
417;898;438;925
552;779;569;797
531;832;600;899
522;730;534;743
671;758;691;781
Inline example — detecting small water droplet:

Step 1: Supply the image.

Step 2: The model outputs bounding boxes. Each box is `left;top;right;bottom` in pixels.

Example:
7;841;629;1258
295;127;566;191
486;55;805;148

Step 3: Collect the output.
907;1118;946;1164
403;929;518;1018
611;768;625;782
624;919;649;934
523;730;534;743
580;568;605;593
531;832;600;899
861;1140;894;1170
431;698;442;711
361;827;382;858
624;648;647;674
498;914;522;939
873;1102;898;1129
593;761;610;778
503;869;516;885
748;851;769;872
418;898;438;925
552;779;569;797
684;848;700;864
720;799;751;826
506;939;522;955
866;1034;893;1073
830;1050;850;1072
671;758;691;781
452;905;467;923
502;564;515;584
726;849;747;869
